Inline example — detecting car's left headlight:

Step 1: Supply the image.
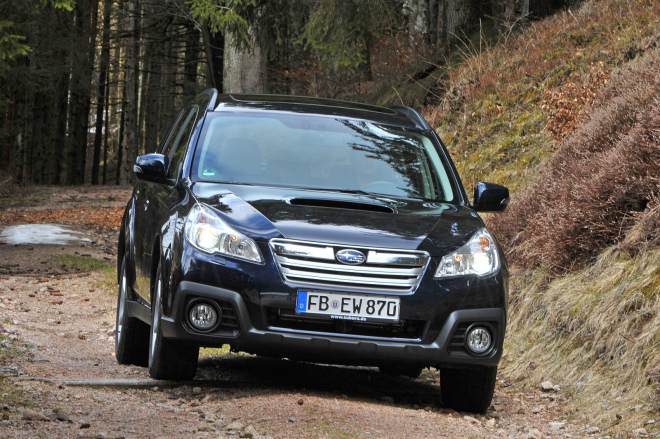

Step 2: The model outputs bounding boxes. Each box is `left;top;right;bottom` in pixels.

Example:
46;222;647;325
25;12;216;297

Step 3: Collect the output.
184;203;263;263
434;228;500;278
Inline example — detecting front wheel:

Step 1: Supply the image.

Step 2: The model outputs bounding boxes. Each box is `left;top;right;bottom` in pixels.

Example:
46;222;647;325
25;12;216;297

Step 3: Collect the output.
148;260;199;380
440;366;497;413
115;258;149;366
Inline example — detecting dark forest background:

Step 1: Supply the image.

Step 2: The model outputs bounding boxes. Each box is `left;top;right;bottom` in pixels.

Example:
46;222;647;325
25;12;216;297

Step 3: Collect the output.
0;0;573;187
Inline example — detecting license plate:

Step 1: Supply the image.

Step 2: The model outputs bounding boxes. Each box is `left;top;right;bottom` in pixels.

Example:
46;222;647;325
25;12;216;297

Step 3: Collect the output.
296;291;400;322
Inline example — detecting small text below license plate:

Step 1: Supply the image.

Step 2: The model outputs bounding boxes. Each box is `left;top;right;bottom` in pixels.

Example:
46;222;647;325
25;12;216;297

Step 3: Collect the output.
296;291;400;322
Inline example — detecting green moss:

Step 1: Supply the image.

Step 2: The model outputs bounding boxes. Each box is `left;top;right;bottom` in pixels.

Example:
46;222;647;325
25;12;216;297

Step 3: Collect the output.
52;254;115;274
27;193;53;202
0;378;35;413
52;254;117;292
199;346;231;358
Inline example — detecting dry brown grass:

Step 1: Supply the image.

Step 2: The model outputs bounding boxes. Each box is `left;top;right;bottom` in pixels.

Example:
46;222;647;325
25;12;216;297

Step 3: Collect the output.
488;51;660;273
620;200;660;253
425;1;660;432
503;245;660;434
425;0;660;193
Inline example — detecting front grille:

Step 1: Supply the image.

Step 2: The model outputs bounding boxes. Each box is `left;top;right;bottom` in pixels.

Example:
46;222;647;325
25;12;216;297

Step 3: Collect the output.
266;307;426;340
269;238;429;293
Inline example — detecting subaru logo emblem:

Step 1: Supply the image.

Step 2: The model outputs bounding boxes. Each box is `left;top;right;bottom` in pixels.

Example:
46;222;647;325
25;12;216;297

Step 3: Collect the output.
336;249;366;265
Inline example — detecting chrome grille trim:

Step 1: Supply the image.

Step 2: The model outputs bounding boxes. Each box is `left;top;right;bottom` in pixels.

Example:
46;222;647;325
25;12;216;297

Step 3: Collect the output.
366;251;427;266
271;242;334;260
270;238;429;293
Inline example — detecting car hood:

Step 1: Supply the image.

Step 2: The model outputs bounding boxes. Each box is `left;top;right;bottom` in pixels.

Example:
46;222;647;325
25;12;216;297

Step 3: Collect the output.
190;183;483;256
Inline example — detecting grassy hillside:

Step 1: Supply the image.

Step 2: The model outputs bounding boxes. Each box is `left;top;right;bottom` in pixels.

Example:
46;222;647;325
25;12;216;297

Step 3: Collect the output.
424;0;660;193
419;0;660;434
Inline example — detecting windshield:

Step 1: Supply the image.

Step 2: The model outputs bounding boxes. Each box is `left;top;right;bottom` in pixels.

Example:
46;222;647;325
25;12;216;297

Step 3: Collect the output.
190;111;456;202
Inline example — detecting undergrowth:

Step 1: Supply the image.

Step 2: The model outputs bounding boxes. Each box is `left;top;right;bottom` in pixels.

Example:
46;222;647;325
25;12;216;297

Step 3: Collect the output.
424;0;660;193
489;52;660;272
421;0;660;434
503;245;660;435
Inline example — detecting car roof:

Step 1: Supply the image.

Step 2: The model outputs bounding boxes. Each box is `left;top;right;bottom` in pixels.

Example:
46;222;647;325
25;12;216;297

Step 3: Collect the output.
211;94;421;129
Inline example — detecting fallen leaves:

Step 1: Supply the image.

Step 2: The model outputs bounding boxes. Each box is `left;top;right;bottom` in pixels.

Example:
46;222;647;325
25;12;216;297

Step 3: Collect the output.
0;207;123;228
541;62;609;140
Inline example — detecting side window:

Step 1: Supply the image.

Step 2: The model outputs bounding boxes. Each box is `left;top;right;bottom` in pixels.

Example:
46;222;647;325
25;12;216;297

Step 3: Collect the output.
165;106;199;179
157;109;186;154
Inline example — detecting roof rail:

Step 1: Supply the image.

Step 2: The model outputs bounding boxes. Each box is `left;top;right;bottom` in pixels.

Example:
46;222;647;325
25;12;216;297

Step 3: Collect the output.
388;105;432;131
193;88;219;111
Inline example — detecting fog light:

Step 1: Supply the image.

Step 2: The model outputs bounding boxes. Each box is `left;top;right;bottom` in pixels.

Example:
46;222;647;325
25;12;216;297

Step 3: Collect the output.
466;327;492;354
189;302;218;331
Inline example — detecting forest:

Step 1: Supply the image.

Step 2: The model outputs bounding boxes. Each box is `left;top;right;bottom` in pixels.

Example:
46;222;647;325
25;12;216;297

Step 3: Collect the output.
0;0;570;187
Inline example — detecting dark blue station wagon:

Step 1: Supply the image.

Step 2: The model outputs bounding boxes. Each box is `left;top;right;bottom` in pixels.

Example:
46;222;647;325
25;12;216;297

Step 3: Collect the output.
115;90;510;413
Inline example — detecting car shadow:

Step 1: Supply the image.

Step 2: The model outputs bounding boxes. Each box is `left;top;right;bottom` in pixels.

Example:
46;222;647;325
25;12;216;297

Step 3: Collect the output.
195;354;444;407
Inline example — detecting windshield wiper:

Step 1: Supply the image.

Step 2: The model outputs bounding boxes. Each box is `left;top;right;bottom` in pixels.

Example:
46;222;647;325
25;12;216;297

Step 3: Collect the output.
336;188;382;196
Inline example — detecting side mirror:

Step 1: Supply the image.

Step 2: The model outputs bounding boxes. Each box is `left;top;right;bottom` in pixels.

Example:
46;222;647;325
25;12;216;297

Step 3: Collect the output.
133;154;171;184
473;182;509;212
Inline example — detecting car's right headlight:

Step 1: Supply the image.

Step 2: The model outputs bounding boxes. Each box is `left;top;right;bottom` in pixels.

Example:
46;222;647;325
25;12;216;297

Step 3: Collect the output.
434;228;499;278
184;203;263;263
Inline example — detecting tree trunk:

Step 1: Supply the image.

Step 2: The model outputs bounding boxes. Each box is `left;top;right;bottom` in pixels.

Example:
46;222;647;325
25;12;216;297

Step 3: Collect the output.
403;0;429;44
138;52;149;156
67;0;99;185
183;22;201;98
115;82;126;185
202;26;224;91
92;0;113;185
0;100;9;171
504;0;516;23
443;0;470;51
120;0;140;185
109;0;124;133
521;0;530;20
429;0;438;44
52;59;70;185
103;77;110;184
158;22;175;138
32;92;49;184
223;27;265;94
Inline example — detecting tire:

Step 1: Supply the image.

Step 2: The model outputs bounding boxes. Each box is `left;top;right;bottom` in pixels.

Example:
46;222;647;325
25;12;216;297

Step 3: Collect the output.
379;364;423;379
148;260;199;380
440;366;497;413
115;258;149;366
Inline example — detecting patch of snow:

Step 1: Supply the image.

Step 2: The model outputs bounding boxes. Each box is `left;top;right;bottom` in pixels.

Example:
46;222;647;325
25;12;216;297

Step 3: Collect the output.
0;224;91;245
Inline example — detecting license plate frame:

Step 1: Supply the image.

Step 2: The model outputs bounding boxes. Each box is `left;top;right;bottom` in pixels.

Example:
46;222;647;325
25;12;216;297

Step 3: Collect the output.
295;291;400;323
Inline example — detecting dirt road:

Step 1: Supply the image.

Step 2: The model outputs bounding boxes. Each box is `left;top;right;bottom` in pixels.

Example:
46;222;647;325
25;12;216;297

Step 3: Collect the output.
0;186;591;438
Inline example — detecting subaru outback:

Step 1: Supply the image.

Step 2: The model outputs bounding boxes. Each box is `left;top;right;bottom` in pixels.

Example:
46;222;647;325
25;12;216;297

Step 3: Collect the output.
115;90;510;413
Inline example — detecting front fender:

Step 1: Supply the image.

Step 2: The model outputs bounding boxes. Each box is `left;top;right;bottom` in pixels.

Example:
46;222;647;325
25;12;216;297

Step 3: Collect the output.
159;212;178;316
122;200;137;299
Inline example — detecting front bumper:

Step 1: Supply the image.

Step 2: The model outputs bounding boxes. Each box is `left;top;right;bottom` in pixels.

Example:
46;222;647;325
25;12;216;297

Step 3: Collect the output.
161;281;506;368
